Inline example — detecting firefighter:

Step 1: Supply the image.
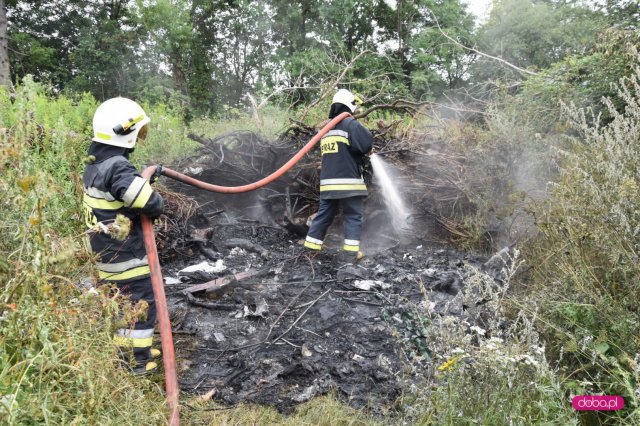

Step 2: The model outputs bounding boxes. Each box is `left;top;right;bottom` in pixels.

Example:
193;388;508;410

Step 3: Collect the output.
304;89;373;262
82;97;164;375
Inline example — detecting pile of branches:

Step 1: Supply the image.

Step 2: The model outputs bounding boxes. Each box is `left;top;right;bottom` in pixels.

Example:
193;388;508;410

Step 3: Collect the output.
154;186;201;263
158;112;481;245
377;138;479;240
180;131;295;187
180;129;324;224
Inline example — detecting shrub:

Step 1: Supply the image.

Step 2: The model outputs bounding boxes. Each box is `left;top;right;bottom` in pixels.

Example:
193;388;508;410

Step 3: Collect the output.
527;61;640;423
517;29;640;132
402;252;576;424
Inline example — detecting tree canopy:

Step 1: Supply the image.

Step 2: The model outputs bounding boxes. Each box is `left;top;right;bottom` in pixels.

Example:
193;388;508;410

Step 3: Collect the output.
3;0;632;114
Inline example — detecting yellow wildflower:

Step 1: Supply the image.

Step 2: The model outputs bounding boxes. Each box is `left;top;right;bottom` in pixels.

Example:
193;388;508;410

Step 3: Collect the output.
438;357;457;372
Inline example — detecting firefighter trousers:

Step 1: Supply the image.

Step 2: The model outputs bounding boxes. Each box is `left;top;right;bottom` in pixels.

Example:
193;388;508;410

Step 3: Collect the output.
110;276;156;364
305;196;364;253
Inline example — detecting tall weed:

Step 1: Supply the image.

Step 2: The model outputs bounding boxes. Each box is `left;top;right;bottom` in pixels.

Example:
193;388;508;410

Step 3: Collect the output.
404;253;576;424
0;79;166;424
437;102;558;249
528;62;640;423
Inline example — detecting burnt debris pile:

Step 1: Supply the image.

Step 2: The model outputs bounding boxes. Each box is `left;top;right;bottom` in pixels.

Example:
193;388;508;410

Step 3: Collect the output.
163;224;500;412
154;128;506;412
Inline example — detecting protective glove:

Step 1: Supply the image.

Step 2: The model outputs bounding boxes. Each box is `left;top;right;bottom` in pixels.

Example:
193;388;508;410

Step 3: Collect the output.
362;155;373;186
150;165;163;184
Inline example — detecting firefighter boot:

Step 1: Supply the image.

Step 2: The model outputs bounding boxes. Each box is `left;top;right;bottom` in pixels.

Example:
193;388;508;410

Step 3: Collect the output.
339;250;364;265
131;361;158;376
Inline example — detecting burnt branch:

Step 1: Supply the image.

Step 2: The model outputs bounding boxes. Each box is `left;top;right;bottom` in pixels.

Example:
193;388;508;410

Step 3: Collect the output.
355;99;433;119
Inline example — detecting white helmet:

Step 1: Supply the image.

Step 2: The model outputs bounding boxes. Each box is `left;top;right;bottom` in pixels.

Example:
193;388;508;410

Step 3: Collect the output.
332;89;363;113
92;97;150;148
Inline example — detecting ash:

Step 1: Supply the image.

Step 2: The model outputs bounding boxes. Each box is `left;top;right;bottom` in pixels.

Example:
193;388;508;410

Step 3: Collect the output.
157;130;507;413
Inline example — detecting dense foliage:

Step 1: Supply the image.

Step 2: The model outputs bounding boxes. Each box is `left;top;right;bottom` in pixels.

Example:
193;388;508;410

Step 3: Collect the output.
5;0;476;113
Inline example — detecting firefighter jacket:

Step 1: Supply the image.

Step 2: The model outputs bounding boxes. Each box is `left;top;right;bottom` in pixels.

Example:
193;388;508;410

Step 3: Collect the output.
82;143;163;283
319;117;373;199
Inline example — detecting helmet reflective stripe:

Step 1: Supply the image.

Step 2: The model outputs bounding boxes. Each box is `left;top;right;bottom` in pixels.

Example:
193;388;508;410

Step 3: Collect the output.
332;89;362;113
113;114;145;135
92;97;150;148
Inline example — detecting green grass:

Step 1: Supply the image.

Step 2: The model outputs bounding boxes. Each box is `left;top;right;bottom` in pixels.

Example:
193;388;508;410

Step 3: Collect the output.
185;394;380;425
188;104;291;142
132;101;199;165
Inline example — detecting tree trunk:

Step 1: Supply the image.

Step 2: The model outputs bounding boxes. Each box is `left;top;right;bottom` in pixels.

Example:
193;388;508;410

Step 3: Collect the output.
0;0;10;88
396;0;404;69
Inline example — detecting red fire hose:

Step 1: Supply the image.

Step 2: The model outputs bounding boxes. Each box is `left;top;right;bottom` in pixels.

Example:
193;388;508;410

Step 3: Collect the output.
140;112;351;425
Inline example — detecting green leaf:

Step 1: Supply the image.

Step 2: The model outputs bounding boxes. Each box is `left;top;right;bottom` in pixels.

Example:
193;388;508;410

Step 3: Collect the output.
595;342;610;355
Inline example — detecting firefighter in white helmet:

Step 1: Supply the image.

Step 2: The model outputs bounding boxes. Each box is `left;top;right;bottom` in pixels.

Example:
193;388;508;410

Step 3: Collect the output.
82;97;163;375
304;89;373;262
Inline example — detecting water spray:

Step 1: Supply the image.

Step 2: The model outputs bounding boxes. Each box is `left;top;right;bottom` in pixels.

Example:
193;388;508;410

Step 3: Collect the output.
370;153;412;235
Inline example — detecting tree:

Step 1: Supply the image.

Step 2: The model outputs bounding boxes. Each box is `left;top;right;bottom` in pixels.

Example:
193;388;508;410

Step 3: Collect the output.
68;2;142;100
136;0;196;103
0;0;9;88
7;1;159;100
314;0;377;53
2;0;497;111
408;0;476;96
6;1;94;88
371;0;475;97
594;0;639;27
471;0;606;81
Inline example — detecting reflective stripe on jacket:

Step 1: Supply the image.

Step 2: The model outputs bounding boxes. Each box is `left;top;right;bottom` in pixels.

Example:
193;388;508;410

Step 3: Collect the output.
319;117;373;199
82;143;163;283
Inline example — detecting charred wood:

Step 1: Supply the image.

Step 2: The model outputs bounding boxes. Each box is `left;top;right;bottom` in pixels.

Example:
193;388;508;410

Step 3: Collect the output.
222;238;270;259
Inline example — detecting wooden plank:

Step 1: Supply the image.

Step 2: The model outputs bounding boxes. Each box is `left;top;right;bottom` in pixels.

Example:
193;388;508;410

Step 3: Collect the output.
181;269;260;295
